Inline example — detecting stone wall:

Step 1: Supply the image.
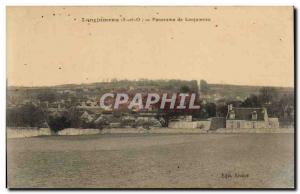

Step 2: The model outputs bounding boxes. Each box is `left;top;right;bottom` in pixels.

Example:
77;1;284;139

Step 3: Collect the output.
7;127;52;138
196;121;211;130
210;117;226;130
102;128;146;134
268;118;280;128
168;120;211;130
226;120;268;129
214;128;294;133
226;118;280;129
168;121;197;129
58;128;101;135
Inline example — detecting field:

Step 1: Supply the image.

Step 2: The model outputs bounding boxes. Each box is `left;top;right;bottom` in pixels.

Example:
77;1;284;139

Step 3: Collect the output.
7;133;294;188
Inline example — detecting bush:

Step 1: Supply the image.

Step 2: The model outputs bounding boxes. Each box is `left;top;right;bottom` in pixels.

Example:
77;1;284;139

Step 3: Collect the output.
6;104;45;127
48;115;71;133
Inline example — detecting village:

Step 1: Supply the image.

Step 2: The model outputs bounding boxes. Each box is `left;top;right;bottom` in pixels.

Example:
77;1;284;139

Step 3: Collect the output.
6;79;294;135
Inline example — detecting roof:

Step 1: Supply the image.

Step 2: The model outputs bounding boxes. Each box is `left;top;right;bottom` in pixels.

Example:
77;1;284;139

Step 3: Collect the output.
227;107;266;121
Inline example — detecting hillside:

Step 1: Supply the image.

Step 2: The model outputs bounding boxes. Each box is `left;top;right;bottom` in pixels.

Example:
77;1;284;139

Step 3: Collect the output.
205;83;294;100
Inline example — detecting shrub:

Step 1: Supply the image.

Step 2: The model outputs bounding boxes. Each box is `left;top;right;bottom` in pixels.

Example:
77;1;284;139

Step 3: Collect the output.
48;115;71;133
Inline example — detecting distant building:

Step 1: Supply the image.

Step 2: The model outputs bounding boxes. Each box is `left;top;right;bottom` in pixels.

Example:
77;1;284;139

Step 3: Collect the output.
168;115;225;130
80;111;94;123
226;105;279;129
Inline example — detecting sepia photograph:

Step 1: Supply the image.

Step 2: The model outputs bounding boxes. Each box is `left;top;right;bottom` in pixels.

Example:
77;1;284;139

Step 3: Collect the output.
6;6;295;189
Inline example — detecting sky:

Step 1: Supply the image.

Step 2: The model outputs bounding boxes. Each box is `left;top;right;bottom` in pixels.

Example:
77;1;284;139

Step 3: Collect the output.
7;6;294;87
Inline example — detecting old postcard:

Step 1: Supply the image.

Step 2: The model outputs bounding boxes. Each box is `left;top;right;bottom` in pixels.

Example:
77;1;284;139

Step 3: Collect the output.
6;6;294;189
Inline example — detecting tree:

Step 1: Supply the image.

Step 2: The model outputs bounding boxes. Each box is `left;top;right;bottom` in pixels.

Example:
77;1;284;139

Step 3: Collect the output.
180;85;191;93
267;93;294;123
205;103;217;117
190;80;199;93
216;104;228;117
192;102;216;119
67;108;83;128
200;80;209;93
48;115;71;133
6;104;46;127
37;90;58;103
258;87;278;104
241;95;261;107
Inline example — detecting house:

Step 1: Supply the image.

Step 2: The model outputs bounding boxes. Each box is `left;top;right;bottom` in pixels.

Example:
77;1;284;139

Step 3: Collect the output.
226;105;279;129
168;115;225;130
80;111;94;123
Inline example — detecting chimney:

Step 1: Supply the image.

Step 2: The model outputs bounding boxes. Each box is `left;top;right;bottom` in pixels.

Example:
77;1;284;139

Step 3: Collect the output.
228;104;233;111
